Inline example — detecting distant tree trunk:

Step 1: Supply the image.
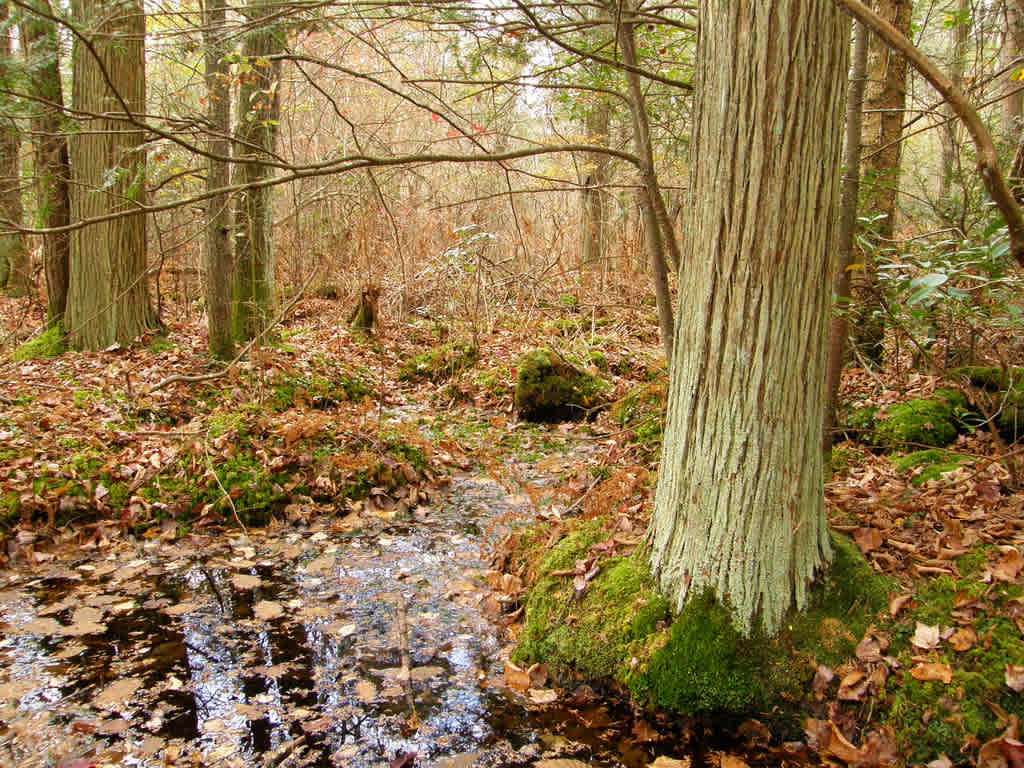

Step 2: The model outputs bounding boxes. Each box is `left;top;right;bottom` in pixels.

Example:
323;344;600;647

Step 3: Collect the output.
618;10;676;363
203;0;234;360
0;2;29;297
232;0;283;342
852;0;912;364
1004;0;1024;141
66;0;156;348
20;0;71;328
939;0;968;210
649;0;847;635
826;21;869;452
580;101;610;270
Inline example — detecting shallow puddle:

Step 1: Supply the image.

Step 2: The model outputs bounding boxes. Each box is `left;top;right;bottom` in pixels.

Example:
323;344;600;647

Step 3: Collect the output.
0;469;702;768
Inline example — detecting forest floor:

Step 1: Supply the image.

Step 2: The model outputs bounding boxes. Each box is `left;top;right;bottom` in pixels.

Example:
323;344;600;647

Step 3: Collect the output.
0;292;1022;768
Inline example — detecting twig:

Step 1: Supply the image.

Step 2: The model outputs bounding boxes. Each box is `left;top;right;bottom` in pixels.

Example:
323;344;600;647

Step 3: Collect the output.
396;595;420;730
199;566;226;612
148;266;321;393
262;735;307;768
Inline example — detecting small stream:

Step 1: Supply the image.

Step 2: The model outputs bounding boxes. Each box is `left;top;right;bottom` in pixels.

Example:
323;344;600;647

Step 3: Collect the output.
0;465;700;768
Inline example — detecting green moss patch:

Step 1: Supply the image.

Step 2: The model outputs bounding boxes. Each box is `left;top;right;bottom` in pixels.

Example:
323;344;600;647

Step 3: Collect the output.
269;373;370;411
892;449;971;486
515;527;891;717
881;569;1024;763
11;326;65;361
514;349;608;422
844;389;974;448
399;342;478;382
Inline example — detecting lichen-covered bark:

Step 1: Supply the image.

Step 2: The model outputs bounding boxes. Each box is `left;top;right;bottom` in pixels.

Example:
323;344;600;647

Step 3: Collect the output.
649;0;848;635
203;0;234;360
66;0;156;348
20;0;71;328
232;0;283;342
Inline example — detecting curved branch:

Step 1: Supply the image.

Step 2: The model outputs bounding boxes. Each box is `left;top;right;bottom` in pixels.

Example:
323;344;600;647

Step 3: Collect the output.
836;0;1024;267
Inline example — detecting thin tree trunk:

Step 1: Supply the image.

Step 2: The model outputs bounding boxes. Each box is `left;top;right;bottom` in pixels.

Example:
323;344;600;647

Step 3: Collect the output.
203;0;234;360
66;0;156;349
618;11;675;363
0;2;29;297
1003;0;1024;140
825;21;869;452
852;0;912;365
939;0;968;209
232;0;283;341
650;0;848;635
20;0;71;328
580;101;610;269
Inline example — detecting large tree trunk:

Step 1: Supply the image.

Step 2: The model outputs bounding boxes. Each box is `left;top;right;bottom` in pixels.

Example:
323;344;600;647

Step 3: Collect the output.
826;21;870;452
66;0;156;349
20;0;71;328
232;0;283;342
0;1;29;298
203;0;235;360
649;0;848;635
853;0;912;364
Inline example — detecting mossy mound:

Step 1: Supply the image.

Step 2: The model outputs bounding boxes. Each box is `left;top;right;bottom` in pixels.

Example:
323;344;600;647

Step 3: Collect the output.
399;342;478;382
952;365;1024;441
269;373;370;411
513;520;671;682
11;326;65;361
892;449;970;486
514;525;891;717
843;388;974;448
514;349;608;422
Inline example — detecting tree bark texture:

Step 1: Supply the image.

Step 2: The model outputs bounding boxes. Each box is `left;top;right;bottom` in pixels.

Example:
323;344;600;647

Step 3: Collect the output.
0;3;30;297
853;0;912;363
203;0;235;360
826;21;869;452
20;0;71;326
66;0;155;349
232;0;283;342
649;0;848;635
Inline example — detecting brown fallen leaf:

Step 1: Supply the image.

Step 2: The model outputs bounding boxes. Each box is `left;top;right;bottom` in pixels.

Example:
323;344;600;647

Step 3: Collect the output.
993;548;1023;583
889;593;913;618
838;671;869;702
94;678;142;710
924;756;953;768
804;718;864;764
231;573;261;590
1006;665;1024;693
354;680;376;703
948;627;976;652
528;688;558;704
504;660;531;691
854;527;884;555
253;600;283;620
647;758;691;768
856;634;883;663
910;662;953;684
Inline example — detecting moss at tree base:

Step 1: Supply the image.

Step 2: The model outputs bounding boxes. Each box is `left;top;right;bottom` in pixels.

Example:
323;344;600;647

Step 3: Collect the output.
514;349;608;422
514;528;890;717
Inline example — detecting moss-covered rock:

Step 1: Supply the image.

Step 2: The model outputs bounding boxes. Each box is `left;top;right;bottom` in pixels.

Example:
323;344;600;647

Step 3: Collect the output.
843;389;974;448
952;364;1024;391
514;525;891;717
399;342;478;382
514;349;608;422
